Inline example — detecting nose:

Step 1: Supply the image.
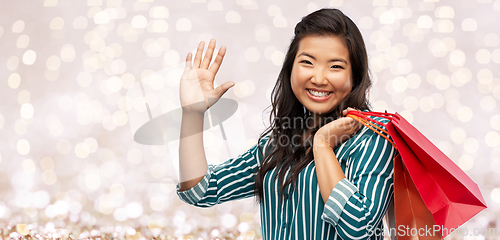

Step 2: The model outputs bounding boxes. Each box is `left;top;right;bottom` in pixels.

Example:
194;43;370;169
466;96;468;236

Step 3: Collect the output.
310;68;328;85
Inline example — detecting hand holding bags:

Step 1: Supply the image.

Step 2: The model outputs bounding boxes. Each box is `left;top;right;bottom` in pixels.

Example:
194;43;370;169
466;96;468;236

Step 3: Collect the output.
347;111;487;239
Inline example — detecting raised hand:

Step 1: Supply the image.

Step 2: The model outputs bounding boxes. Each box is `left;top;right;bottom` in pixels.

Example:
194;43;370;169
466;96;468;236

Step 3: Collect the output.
314;107;362;148
180;39;235;113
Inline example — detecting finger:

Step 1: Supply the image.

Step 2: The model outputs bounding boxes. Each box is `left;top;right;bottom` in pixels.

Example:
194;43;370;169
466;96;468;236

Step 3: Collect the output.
213;81;235;99
193;41;205;68
201;39;216;69
343;107;358;116
208;45;226;75
184;52;192;71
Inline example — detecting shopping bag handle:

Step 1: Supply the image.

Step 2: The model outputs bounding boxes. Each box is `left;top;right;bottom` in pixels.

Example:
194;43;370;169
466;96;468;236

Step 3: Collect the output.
347;111;397;150
347;111;394;127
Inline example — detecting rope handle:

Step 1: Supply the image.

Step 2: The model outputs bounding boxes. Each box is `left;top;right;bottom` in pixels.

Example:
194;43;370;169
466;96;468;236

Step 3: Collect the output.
347;112;397;150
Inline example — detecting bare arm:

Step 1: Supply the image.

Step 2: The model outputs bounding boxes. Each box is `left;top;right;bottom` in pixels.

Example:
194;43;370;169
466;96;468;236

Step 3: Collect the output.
178;39;234;191
313;108;360;203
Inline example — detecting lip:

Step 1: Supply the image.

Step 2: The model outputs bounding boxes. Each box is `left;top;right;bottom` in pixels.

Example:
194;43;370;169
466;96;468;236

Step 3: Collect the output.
306;88;332;102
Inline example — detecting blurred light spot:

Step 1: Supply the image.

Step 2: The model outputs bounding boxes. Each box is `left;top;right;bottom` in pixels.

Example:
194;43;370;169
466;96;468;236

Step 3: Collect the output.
457;106;473;122
60;44;76;62
7;56;19;70
73;16;88;29
8;73;21;89
306;2;319;12
417;15;433;28
462;18;477;31
101;162;117;178
22;159;36;174
273;15;287;28
16;34;30;48
20;103;34;119
208;0;223;11
406;73;420;89
149;6;169;18
255;24;270;42
245;48;260;62
419;96;434;112
40;157;54;171
477;69;493;84
17;139;30;155
403;96;419;111
128;149;143;164
46;55;61;70
234;80;256;98
451;68;471;87
150;163;166;179
221;214;237;228
486;131;500;148
94;11;110;24
434;20;454;33
107;76;122;92
463;137;479;153
449;49;465;66
176;18;191;31
112;110;128;126
380;11;395;24
56;139;72;154
0;115;4;130
492;49;500;63
491;115;500;130
126;202;143;219
359;16;373;29
43;170;57;185
33;190;51;209
435;6;454;18
491;188;500;203
77;71;93;87
50;17;65;30
476;49;491;64
84;138;99;153
164;49;180;66
22;50;37;65
12;20;25;33
226;11;241;23
131;15;147;28
435;75;450;90
75;143;90;159
458;155;474;171
87;0;103;6
148;20;169;33
48;119;64;136
329;0;343;7
481;96;496;111
14;119;27;135
267;5;281;16
271;50;284;66
450;127;466;144
392;77;408;92
44;0;58;7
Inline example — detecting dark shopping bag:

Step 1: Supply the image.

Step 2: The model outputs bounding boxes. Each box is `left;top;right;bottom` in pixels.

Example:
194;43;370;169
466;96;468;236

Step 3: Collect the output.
347;111;487;239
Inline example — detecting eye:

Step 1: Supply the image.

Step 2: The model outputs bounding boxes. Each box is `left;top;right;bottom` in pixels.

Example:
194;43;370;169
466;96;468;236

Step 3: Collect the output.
300;60;312;65
331;65;344;69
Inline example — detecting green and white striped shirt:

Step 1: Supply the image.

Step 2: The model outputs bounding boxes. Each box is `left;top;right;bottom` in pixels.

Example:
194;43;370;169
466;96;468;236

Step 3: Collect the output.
177;117;395;239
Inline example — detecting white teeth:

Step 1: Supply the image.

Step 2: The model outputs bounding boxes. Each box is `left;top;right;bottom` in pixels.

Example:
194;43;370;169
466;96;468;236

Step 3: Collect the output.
308;89;331;97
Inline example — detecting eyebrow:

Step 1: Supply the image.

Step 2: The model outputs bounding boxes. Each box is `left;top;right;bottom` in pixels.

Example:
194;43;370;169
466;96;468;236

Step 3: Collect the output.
297;52;348;64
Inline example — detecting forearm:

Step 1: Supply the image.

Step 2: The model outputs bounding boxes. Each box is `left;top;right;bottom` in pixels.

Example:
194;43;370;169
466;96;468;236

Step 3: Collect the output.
313;137;346;203
178;111;208;191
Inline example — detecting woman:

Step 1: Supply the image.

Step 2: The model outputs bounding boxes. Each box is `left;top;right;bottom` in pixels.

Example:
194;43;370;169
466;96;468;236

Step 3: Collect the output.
177;8;395;239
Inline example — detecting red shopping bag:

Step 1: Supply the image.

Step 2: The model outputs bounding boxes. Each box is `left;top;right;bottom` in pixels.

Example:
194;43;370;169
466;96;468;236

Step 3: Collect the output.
348;111;487;239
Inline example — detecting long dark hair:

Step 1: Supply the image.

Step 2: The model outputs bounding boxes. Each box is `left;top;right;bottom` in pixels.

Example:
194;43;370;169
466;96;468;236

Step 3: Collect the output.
254;8;372;203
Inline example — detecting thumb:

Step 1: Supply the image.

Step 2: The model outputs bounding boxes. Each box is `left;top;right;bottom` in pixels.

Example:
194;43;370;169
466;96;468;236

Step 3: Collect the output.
214;81;235;98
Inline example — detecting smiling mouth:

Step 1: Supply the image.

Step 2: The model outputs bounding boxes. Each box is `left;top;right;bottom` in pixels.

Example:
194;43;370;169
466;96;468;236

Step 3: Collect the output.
307;89;332;97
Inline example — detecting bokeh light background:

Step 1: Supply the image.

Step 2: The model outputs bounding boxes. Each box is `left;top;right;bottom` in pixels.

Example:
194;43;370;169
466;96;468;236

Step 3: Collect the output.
1;0;500;239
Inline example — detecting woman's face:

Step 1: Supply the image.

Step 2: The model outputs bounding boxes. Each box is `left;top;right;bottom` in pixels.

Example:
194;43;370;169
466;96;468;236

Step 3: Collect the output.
290;35;353;115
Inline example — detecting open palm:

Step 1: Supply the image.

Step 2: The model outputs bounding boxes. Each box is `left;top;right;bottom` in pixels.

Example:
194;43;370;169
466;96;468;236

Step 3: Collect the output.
180;39;234;113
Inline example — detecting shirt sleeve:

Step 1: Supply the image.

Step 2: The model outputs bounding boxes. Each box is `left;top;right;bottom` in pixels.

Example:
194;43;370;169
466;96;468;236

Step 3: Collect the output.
321;117;395;239
176;136;269;207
